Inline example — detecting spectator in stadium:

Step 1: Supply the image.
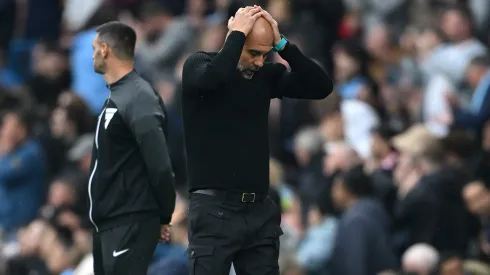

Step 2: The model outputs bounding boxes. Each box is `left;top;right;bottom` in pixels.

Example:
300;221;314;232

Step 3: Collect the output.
392;124;473;256
329;164;397;275
0;109;46;238
448;55;490;134
296;193;338;275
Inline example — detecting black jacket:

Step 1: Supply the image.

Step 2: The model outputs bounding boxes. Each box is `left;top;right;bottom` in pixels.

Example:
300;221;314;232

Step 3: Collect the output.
88;70;175;232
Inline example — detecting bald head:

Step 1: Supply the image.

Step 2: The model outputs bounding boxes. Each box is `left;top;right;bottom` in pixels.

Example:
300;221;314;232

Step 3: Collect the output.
247;17;274;46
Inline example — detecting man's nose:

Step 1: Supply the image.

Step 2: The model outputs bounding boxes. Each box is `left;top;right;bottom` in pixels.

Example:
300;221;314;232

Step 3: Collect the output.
254;57;265;67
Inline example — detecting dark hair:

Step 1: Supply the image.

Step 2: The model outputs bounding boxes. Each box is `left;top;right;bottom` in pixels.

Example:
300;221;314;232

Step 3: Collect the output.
337;164;373;197
63;94;95;135
96;21;137;60
441;130;476;159
1;109;33;136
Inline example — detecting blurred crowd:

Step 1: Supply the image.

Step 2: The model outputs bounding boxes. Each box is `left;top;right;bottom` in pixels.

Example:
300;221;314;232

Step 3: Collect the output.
3;0;490;274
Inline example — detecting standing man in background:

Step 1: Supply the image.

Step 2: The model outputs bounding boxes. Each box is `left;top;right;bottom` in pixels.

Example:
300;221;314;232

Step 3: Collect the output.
89;21;176;275
181;6;332;275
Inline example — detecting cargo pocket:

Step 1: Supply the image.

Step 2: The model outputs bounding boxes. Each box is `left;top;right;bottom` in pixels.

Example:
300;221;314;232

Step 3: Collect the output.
258;224;283;256
187;245;214;275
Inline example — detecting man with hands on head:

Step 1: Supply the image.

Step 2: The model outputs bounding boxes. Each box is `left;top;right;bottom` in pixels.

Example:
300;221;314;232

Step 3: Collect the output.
181;5;333;275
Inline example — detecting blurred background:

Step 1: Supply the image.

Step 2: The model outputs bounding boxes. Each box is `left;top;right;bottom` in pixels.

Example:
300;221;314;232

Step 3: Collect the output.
4;0;490;274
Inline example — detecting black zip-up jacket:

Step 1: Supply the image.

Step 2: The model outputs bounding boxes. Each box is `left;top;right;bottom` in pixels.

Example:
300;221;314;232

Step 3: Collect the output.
88;70;176;232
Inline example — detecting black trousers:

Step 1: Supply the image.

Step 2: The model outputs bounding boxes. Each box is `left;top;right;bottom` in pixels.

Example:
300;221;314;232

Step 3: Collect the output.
187;192;283;275
93;217;160;275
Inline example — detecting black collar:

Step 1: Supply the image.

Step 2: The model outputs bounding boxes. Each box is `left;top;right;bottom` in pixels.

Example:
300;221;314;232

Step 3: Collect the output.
106;70;137;90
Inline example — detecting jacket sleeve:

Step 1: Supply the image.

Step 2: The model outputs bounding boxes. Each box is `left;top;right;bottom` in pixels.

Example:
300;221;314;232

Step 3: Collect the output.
269;42;333;100
182;31;246;91
123;92;176;225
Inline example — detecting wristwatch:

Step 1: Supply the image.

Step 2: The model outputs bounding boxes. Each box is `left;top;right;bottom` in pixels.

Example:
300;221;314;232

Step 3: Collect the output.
272;34;288;52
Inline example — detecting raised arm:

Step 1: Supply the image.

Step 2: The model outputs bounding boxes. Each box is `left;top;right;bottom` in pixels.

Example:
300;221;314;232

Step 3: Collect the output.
137;20;194;70
269;45;333;99
261;9;333;100
182;32;245;91
123;91;176;225
182;6;263;91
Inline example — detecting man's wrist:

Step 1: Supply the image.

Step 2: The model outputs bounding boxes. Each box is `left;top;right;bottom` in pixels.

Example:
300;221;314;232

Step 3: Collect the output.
273;36;288;52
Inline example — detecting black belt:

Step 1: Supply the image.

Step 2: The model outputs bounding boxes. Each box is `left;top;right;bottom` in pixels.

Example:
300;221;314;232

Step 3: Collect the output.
191;189;266;203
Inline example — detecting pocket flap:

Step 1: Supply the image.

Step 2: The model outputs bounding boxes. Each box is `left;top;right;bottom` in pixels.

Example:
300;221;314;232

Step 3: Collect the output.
186;245;214;259
258;224;284;239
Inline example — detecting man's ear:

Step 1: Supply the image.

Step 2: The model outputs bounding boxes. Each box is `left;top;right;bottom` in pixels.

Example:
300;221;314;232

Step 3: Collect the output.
100;43;109;58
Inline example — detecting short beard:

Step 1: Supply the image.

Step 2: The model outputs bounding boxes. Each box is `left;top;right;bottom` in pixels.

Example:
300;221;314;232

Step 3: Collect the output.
237;63;258;80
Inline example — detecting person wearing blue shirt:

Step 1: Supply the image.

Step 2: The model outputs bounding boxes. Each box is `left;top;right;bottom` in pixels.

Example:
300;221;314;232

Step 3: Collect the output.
0;109;46;238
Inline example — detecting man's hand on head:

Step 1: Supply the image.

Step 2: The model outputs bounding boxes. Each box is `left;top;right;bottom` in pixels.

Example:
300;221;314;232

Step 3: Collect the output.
228;6;263;36
255;6;282;46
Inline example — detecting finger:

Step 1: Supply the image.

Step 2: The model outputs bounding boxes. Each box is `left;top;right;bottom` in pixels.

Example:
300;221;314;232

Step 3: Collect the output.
247;7;261;15
252;12;263;20
262;11;274;22
260;9;270;16
262;10;275;20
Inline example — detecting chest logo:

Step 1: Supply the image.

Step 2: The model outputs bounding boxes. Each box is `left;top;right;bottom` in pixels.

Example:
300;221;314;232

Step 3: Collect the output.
104;108;117;129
